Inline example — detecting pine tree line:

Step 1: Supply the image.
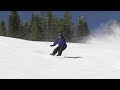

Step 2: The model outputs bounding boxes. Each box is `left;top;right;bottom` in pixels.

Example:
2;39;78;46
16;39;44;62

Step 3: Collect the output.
0;11;89;43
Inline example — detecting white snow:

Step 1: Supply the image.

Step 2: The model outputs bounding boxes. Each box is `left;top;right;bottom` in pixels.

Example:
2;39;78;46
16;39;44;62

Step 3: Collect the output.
1;20;120;79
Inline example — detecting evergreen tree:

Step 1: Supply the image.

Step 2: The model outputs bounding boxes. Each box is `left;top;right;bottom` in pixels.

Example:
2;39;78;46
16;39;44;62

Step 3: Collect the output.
77;16;89;42
49;16;59;41
62;11;72;42
12;11;20;38
36;13;45;41
7;14;14;37
71;22;76;42
45;11;53;41
7;11;21;38
45;11;69;41
20;21;29;39
0;19;6;36
23;21;29;40
46;11;53;30
18;18;23;39
45;11;57;41
38;11;48;41
29;14;38;41
29;13;34;30
29;13;44;41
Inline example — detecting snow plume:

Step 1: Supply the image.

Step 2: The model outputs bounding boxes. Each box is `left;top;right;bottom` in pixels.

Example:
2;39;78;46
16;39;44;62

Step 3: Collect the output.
87;20;120;45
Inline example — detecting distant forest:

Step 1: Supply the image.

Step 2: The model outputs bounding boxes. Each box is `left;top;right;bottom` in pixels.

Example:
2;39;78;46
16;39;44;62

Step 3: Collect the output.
0;11;89;42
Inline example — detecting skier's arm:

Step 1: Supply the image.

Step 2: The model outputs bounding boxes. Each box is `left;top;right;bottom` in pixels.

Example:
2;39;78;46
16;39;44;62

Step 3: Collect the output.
52;39;59;46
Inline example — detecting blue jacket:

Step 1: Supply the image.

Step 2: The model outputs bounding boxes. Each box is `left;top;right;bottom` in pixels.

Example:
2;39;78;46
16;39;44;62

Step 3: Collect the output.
52;36;67;48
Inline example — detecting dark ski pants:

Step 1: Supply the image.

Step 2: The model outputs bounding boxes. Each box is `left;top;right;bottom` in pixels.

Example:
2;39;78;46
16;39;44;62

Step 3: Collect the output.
52;46;66;55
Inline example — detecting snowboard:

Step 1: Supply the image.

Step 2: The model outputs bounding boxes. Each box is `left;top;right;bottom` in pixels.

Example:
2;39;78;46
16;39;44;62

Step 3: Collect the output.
50;53;61;56
50;53;64;58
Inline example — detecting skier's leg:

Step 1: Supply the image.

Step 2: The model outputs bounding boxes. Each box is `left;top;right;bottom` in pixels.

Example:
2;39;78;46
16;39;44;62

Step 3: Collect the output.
57;46;66;56
51;46;60;55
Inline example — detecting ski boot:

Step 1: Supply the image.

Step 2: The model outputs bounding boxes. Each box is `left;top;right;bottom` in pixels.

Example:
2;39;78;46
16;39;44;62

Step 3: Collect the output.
56;54;61;56
50;53;55;56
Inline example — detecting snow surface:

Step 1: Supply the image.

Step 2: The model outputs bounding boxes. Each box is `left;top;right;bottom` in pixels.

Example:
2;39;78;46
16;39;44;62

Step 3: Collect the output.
0;20;120;79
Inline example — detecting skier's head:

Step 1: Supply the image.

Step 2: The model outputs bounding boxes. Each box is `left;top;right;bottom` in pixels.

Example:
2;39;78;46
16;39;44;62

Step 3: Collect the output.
58;33;63;38
58;33;62;36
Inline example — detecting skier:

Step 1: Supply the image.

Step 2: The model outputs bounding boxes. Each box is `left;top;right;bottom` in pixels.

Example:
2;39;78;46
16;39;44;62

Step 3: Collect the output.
50;33;67;56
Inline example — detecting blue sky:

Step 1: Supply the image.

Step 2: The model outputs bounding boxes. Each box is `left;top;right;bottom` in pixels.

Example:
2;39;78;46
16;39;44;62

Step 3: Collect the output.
0;11;120;33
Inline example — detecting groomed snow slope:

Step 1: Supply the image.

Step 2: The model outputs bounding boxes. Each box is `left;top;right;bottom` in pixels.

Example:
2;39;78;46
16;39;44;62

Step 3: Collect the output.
0;20;120;79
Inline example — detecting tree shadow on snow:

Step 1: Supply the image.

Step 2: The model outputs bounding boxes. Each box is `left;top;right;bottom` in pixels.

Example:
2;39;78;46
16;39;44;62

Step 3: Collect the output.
64;56;83;59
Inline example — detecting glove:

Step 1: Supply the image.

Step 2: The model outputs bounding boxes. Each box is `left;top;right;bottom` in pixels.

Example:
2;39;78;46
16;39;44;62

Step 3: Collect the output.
50;45;54;47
